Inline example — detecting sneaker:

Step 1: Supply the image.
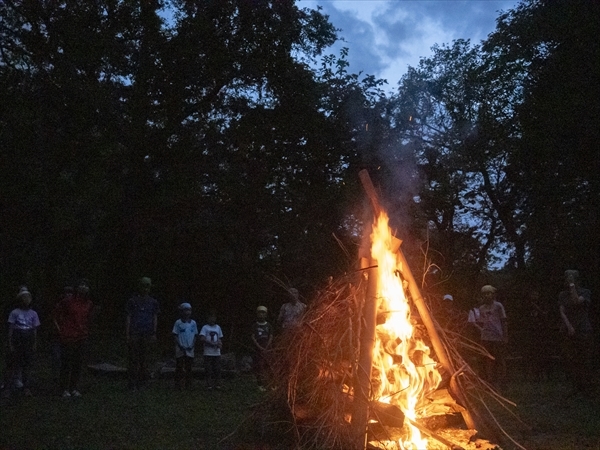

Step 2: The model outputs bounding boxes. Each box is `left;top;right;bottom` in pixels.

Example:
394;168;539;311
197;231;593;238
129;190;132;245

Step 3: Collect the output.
62;390;71;398
258;386;267;392
71;390;82;397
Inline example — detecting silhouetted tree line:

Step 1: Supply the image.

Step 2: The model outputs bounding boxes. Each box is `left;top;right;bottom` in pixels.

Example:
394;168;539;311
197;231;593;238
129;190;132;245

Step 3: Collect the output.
1;0;598;338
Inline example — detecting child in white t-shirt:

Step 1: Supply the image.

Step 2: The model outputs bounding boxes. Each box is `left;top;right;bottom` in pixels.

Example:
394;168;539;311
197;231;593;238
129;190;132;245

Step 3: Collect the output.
199;312;223;390
172;303;198;389
4;287;40;397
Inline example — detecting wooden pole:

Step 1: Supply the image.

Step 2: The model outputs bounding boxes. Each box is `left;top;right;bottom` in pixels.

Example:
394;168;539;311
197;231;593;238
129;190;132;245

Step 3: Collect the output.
396;249;476;430
358;169;477;430
352;256;379;449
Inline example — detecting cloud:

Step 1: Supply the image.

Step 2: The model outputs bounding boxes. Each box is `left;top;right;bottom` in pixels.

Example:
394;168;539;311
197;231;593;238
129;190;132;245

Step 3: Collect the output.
317;5;389;78
304;0;518;87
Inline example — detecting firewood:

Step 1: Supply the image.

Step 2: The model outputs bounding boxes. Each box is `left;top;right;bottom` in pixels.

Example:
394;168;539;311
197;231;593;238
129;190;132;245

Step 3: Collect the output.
370;401;405;428
406;418;465;450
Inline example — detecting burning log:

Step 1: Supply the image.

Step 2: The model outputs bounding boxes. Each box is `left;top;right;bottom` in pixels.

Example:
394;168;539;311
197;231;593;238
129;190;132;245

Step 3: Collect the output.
405;418;465;450
368;402;466;450
370;401;405;428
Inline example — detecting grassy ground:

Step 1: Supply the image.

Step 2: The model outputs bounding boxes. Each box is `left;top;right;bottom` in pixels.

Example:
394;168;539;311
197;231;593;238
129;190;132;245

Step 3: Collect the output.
1;332;264;450
1;337;599;450
2;376;266;450
500;381;600;450
1;368;264;450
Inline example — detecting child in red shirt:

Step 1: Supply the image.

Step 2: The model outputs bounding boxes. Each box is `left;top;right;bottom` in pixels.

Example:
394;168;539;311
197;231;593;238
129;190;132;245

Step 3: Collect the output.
53;279;94;397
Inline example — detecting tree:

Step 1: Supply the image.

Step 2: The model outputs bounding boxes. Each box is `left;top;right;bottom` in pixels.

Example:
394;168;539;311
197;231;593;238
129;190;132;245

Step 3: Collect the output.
366;38;528;302
485;0;600;295
0;0;383;328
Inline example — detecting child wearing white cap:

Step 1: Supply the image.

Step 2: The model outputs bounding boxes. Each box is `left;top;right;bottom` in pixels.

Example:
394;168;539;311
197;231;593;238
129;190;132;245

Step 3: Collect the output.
172;303;198;389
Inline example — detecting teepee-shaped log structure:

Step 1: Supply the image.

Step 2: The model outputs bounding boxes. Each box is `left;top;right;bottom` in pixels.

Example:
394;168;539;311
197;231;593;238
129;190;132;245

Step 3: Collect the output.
237;170;529;450
353;170;477;449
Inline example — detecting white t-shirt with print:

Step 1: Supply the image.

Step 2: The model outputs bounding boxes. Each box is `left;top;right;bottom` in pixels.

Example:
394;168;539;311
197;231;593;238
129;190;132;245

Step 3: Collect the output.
278;301;307;329
199;324;223;356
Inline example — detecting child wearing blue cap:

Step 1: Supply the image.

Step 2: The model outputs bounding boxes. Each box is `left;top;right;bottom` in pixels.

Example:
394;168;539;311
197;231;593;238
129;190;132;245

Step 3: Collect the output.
172;303;198;389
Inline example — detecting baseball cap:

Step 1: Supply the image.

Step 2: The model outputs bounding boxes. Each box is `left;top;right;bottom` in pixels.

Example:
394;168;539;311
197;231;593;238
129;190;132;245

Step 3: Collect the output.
17;287;31;299
443;294;453;301
257;306;268;313
179;302;192;310
481;285;497;293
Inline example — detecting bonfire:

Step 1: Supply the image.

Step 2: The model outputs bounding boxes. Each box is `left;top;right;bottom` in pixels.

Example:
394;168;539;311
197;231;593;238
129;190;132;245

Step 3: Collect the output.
233;171;528;450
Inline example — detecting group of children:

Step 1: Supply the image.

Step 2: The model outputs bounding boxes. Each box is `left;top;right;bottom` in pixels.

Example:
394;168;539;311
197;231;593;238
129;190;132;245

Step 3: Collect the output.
171;304;224;390
2;278;277;397
172;303;274;391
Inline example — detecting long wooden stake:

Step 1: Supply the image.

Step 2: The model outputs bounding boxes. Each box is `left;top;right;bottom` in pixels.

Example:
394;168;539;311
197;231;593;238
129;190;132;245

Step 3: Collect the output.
352;256;379;449
358;169;477;430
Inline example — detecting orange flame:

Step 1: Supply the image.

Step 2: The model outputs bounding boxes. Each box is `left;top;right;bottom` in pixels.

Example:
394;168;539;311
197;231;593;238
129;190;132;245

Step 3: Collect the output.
370;212;442;449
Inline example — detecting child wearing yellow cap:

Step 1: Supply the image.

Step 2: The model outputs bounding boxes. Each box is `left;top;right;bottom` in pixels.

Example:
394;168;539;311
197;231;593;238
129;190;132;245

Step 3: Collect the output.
251;306;273;391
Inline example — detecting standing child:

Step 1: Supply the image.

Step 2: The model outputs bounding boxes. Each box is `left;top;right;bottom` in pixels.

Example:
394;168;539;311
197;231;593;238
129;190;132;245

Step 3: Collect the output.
468;285;508;388
126;277;160;391
199;312;223;390
53;279;94;397
277;288;306;331
251;306;273;391
172;303;198;390
3;287;40;397
50;285;73;385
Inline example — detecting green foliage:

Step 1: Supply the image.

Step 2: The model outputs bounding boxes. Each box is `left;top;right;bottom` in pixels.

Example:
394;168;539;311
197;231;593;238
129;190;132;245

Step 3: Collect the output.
486;0;600;284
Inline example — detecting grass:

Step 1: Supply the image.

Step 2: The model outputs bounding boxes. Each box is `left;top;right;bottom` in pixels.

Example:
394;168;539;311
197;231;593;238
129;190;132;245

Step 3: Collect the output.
502;381;600;450
0;332;264;450
1;371;265;450
2;336;600;450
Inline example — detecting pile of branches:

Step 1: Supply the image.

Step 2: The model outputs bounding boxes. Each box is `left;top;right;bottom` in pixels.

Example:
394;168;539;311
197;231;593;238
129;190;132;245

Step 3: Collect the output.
231;271;528;450
235;273;363;449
